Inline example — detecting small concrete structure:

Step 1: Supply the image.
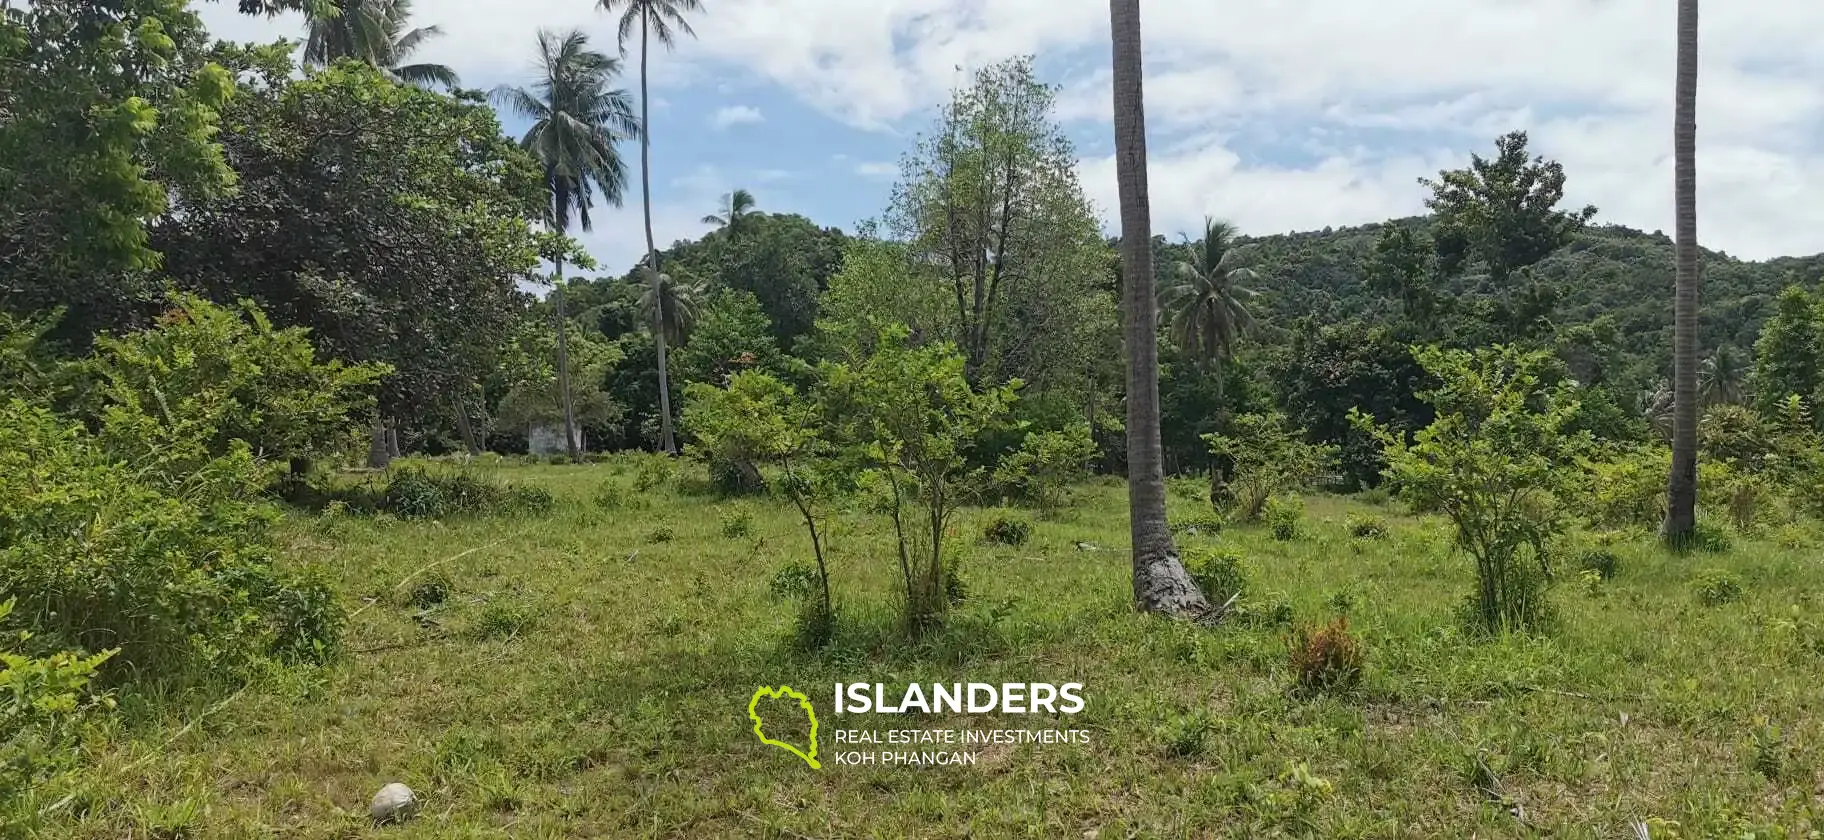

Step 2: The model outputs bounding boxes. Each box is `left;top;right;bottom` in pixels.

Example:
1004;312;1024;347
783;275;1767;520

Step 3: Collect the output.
526;424;583;456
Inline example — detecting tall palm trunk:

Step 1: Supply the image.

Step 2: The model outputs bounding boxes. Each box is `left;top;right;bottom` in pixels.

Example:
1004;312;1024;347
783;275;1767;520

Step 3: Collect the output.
554;255;582;463
637;14;677;454
1664;0;1699;541
1110;0;1208;616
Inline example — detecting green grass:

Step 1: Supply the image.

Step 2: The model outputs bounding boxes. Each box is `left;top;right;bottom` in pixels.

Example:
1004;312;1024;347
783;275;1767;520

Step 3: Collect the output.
43;460;1824;838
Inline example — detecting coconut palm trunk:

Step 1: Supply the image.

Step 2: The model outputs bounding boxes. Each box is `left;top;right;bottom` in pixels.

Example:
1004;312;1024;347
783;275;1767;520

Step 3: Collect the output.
553;255;582;463
1110;0;1209;616
1664;0;1699;542
635;14;677;455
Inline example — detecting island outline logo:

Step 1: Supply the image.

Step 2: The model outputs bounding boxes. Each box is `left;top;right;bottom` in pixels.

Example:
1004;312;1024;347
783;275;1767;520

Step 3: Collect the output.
748;685;821;769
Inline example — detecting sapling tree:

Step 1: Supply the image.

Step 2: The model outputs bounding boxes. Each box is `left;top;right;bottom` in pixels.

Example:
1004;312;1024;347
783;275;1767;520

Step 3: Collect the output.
992;422;1096;513
683;371;837;641
1202;412;1337;520
1353;345;1591;633
821;325;1014;633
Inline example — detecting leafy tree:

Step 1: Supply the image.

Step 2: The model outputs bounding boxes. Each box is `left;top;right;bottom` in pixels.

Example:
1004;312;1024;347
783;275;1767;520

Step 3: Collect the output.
1749;286;1822;423
1203;413;1337;521
1363;224;1443;328
674;289;778;387
495;29;640;462
991;422;1096;513
1665;0;1702;542
494;308;624;440
821;326;1014;633
1421;131;1598;288
1110;0;1209;617
1355;346;1591;633
0;0;237;343
599;0;704;454
84;294;388;477
151;54;545;465
303;0;459;89
703;213;845;347
684;371;838;638
1265;319;1434;489
1160;218;1260;391
884;56;1114;394
702;188;758;234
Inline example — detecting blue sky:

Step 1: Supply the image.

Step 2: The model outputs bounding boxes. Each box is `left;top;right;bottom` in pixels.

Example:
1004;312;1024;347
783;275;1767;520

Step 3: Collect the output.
196;0;1824;271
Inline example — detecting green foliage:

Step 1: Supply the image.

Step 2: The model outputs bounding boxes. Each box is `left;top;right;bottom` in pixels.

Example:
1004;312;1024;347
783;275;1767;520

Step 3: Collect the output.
471;600;537;640
981;515;1033;547
1203;412;1337;520
1749;286;1822;424
632;454;675;492
0;0;238;342
991;422;1096;511
1572;548;1621;581
1156;711;1213;758
379;465;551;519
766;562;821;601
673;289;779;387
1692;570;1743;607
1184;547;1248;602
820;326;1015;634
1421;130;1597;288
718;504;754;539
84;294;387;474
0;599;116;831
1357;345;1589;633
1346;514;1389;539
645;526;676;544
1287;617;1366;695
1265;496;1306;541
0;399;341;680
1581;448;1669;530
1170;514;1225;537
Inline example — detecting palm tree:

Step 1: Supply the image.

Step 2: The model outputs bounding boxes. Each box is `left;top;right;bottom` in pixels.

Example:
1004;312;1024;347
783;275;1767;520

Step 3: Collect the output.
303;0;459;89
599;0;703;454
1161;218;1259;394
636;266;701;347
1699;345;1744;407
1110;0;1209;618
1664;0;1700;543
701;188;757;234
493;29;639;463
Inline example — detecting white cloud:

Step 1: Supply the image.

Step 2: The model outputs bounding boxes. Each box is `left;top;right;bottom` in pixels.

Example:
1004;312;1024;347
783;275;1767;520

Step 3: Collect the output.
708;104;764;129
192;0;1824;258
853;161;897;179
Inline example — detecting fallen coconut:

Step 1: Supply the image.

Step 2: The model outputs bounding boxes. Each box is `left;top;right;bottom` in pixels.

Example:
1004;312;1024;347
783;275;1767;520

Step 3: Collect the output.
370;782;418;824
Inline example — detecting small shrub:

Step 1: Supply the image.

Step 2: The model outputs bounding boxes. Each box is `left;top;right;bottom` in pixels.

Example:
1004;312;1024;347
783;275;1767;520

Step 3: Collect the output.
1156;711;1213;757
791;597;835;650
507;485;555;513
0;599;115;828
1774;523;1815;550
378;466;546;519
1264;496;1304;541
944;566;969;605
1287;617;1365;694
1573;547;1621;581
645;526;675;544
1584;449;1668;530
1204;413;1338;521
1693;569;1743;607
1170;514;1224;538
1749;721;1788;782
544;453;569;466
1355;487;1392;506
1578;568;1605;597
1233;594;1296;629
719;504;754;539
991;423;1096;511
408;575;452;610
632;455;675;492
1345;514;1388;539
1185;547;1247;603
768;562;821;601
1679;520;1733;554
472;600;536;640
593;478;648;511
982;515;1033;546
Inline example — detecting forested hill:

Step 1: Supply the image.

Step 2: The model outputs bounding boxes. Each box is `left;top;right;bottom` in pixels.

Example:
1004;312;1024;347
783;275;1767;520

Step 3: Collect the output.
1232;218;1824;375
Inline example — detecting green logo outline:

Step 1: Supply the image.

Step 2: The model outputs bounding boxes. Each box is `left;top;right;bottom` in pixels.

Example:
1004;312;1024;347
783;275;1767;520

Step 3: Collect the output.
748;685;821;769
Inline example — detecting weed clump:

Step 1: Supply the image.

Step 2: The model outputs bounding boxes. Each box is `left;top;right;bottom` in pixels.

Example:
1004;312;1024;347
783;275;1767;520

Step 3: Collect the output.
593;478;648;511
1693;569;1743;607
1170;514;1224;537
1288;617;1365;694
1572;547;1621;581
1156;711;1213;757
1264;496;1304;541
1346;514;1388;539
768;563;821;601
644;526;675;544
719;504;754;538
380;466;549;519
1185;547;1247;603
982;514;1033;546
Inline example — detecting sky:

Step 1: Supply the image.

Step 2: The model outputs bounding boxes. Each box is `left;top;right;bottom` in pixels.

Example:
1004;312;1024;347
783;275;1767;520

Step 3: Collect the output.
195;0;1824;274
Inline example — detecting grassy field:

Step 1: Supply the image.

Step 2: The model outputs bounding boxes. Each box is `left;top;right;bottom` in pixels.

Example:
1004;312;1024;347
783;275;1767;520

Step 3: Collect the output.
48;458;1824;838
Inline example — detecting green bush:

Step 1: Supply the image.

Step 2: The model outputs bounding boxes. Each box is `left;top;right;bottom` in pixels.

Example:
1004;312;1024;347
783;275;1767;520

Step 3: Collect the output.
1185;547;1248;603
1170;514;1224;537
1582;449;1667;530
593;478;648;511
632;454;675;492
0;399;342;680
378;466;550;519
1204;413;1337;521
1573;548;1621;581
719;504;755;539
982;515;1033;546
1345;514;1388;539
0;599;115;831
1693;569;1743;607
645;526;676;544
1156;711;1213;757
1264;496;1305;541
768;562;821;601
991;423;1096;512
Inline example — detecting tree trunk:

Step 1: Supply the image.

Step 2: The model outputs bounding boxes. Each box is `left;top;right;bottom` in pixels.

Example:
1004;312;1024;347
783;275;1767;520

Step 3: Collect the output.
367;418;390;468
638;15;677;455
451;394;481;457
1664;0;1700;542
386;419;401;459
1110;0;1208;617
554;255;582;464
